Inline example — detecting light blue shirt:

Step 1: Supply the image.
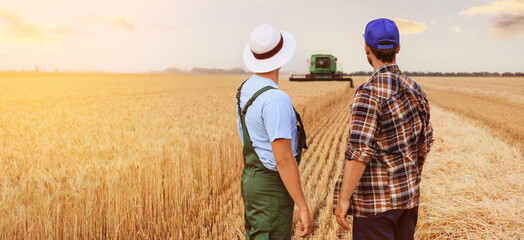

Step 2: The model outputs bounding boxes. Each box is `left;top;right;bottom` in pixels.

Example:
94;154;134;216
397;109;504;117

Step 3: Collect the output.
237;75;298;171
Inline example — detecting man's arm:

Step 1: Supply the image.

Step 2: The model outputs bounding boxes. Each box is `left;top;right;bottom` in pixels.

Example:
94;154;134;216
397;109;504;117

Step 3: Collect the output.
262;94;312;237
334;88;381;229
272;139;313;237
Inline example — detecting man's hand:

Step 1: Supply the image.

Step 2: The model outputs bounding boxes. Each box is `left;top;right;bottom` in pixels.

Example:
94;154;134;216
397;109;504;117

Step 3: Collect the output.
334;200;350;230
334;160;366;230
296;207;313;237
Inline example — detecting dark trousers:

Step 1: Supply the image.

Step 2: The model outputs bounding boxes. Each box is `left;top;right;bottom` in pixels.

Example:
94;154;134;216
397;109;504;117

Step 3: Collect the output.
352;206;419;240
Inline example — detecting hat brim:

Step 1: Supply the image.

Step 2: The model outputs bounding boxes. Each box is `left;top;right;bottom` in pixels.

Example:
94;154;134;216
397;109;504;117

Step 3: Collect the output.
243;31;296;73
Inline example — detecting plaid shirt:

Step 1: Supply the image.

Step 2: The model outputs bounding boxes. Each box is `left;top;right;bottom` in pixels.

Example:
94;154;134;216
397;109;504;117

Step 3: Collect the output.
333;64;434;217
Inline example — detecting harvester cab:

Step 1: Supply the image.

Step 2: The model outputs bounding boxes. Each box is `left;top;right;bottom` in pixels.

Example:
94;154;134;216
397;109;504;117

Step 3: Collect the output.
290;54;354;87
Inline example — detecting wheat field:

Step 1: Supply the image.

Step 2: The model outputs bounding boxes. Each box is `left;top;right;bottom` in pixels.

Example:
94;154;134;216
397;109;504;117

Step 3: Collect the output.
0;73;522;239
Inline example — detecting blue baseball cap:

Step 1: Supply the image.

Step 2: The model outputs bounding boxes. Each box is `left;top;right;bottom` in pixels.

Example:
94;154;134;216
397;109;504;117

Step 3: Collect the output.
364;18;399;49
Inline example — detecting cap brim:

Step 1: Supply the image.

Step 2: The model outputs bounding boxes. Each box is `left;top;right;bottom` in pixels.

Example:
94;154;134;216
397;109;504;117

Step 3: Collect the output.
243;31;296;73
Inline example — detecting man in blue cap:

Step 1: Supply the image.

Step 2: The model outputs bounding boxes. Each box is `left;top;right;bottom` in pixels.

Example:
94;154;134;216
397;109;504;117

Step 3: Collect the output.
333;18;434;239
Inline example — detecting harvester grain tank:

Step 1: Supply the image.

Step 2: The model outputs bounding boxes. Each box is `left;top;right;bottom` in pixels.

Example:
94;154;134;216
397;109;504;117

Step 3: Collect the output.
289;54;354;87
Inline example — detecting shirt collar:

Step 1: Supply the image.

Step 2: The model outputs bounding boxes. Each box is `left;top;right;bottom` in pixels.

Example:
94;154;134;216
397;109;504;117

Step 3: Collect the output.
371;64;400;78
251;74;279;88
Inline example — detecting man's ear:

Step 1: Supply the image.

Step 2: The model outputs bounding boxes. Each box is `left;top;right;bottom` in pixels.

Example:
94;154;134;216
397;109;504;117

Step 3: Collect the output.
396;44;400;54
365;44;371;55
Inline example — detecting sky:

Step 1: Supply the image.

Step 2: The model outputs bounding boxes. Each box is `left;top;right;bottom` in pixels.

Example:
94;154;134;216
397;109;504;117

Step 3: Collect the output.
0;0;522;73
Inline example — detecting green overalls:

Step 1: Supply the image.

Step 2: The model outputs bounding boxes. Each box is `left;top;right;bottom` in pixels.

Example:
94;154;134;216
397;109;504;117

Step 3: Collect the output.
236;81;307;240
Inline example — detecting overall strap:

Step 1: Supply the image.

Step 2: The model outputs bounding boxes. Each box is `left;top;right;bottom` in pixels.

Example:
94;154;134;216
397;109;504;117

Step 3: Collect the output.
237;80;276;115
239;86;277;116
293;106;308;150
237;80;277;172
293;107;304;130
236;80;247;115
293;106;308;165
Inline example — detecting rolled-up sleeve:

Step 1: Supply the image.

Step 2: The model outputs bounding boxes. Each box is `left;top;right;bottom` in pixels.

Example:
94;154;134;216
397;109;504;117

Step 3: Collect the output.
424;119;434;153
345;88;381;164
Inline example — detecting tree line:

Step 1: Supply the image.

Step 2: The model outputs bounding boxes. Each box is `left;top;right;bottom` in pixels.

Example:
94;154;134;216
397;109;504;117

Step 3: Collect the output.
154;67;248;74
351;71;524;77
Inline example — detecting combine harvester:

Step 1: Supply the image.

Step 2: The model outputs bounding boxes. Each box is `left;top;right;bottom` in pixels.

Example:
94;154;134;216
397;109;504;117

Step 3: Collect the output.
290;54;354;88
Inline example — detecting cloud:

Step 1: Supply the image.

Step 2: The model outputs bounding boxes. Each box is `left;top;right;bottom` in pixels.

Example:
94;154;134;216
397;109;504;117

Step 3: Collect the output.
0;10;77;46
393;19;428;34
460;0;524;36
492;14;524;34
460;0;524;16
89;16;137;30
453;27;463;33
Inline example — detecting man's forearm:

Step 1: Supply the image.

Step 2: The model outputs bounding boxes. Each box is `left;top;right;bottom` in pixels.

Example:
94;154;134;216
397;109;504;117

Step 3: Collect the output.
339;160;367;202
276;157;308;209
271;139;308;210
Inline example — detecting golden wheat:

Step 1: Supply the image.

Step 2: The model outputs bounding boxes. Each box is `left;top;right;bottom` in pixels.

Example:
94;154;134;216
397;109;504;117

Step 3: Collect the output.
0;73;522;239
0;73;350;239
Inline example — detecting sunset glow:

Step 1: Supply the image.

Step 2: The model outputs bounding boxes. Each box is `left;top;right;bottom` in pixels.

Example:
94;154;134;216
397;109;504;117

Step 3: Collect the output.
0;0;522;73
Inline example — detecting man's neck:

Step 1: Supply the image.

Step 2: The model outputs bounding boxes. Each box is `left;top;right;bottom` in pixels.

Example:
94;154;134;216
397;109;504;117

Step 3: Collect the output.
372;59;395;72
256;69;279;85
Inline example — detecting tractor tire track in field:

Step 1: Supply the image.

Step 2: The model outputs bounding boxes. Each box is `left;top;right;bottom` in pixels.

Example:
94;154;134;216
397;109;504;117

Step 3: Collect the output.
300;97;348;184
296;89;354;238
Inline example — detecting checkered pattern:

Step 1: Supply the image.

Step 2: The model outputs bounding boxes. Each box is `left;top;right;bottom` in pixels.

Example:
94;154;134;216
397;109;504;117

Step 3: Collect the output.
333;64;434;217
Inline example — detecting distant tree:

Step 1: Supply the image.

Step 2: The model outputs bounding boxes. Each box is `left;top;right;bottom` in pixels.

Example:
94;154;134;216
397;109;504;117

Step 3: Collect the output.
351;71;373;76
162;67;186;74
353;70;520;77
159;67;248;74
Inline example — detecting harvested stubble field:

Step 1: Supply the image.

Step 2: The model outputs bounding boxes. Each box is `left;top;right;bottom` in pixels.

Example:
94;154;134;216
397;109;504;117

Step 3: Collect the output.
414;77;524;153
0;73;522;239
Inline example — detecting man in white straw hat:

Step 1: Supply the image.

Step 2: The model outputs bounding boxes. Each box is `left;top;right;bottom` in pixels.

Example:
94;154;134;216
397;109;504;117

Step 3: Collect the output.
236;23;313;239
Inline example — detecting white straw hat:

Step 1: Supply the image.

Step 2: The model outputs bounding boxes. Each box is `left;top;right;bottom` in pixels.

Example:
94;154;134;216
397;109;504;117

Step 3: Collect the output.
243;24;296;73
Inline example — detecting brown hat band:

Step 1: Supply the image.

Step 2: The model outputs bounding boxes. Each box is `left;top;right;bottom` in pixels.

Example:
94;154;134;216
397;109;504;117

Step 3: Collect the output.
251;34;283;60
